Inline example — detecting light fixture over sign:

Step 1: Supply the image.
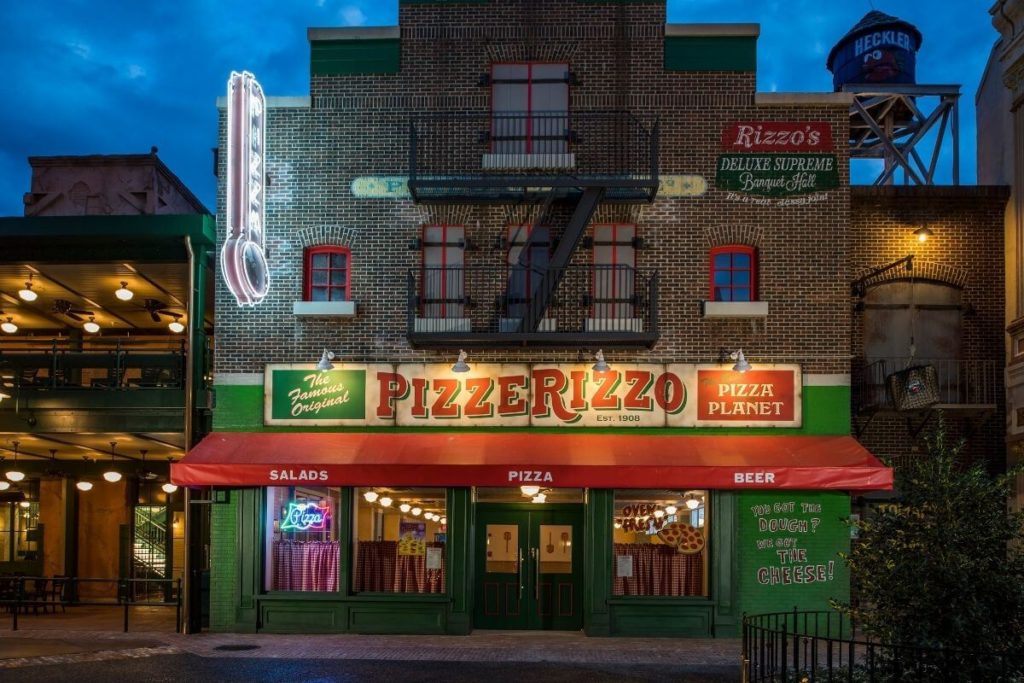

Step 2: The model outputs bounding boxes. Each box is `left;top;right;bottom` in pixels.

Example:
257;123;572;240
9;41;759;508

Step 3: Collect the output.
0;317;16;334
221;71;269;307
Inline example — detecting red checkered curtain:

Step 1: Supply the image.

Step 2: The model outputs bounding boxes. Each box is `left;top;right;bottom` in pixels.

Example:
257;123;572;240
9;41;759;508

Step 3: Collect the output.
272;541;340;592
354;540;397;592
613;544;703;597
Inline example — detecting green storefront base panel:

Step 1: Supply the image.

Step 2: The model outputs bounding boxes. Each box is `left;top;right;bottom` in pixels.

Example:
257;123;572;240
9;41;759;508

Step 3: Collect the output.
208;493;239;632
261;603;345;632
609;603;713;637
348;605;448;634
311;39;399;75
665;36;757;72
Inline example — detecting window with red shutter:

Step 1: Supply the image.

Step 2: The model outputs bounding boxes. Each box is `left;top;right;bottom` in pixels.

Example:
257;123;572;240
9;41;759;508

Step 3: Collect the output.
304;246;351;302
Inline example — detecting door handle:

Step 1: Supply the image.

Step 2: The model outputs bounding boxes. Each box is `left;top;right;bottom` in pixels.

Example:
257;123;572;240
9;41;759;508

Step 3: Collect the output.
518;546;524;599
533;547;540;601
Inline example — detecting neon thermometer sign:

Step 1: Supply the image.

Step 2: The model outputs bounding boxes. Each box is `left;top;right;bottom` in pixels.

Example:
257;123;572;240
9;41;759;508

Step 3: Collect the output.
280;502;330;532
222;70;269;306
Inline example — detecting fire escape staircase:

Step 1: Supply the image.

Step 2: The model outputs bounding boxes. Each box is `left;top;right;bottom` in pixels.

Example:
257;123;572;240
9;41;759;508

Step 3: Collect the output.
406;111;658;347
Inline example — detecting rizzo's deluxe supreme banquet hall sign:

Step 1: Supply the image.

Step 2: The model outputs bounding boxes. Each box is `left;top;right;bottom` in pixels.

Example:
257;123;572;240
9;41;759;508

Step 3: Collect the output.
264;363;802;428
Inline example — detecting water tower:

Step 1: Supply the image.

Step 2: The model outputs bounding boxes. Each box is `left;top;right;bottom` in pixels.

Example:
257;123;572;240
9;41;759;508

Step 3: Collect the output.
827;11;960;185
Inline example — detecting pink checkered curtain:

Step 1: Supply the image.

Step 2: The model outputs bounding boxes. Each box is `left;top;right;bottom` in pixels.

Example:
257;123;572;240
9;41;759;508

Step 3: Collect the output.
613;544;704;597
354;541;397;592
273;541;340;591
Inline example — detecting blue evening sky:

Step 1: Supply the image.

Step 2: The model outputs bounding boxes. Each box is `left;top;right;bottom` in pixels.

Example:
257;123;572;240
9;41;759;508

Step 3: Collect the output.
0;1;999;216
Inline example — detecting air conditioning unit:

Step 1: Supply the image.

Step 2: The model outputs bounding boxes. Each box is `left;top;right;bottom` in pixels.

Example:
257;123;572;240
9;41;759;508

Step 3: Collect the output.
886;364;940;411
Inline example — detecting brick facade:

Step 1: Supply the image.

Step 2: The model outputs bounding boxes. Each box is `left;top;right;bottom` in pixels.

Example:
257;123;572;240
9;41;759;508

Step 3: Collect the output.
210;0;1008;472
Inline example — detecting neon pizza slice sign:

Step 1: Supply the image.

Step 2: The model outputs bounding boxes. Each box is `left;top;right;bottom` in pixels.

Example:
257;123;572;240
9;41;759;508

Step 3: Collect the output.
222;70;269;306
280;501;331;532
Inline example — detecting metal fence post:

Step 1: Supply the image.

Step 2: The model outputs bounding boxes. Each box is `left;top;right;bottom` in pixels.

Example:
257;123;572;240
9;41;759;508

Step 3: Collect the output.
122;579;130;633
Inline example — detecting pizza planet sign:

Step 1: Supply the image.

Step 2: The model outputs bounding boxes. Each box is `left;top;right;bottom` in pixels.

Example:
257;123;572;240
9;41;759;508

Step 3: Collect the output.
265;363;801;428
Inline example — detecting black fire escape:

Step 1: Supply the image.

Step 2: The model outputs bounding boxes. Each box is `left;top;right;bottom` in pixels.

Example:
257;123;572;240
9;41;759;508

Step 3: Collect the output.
407;110;660;347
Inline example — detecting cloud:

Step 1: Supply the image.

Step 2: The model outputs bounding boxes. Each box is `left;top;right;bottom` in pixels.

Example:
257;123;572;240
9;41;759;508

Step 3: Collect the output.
127;64;146;79
340;5;366;26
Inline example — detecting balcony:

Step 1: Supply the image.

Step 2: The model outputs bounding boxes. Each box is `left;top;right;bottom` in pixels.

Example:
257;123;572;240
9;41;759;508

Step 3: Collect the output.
0;340;187;432
852;357;999;415
408;111;659;204
407;265;658;347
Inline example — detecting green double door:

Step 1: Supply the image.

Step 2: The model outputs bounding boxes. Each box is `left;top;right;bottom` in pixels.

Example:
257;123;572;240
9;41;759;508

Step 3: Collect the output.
473;504;583;630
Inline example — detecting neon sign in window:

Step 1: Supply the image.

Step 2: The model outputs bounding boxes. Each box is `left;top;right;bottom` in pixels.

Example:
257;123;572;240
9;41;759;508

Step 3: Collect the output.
280;501;331;532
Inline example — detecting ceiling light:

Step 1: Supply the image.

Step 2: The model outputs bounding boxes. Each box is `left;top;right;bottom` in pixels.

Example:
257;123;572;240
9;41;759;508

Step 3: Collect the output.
5;440;24;482
103;441;120;482
913;226;933;243
730;349;751;373
411;506;422;516
115;282;134;301
520;485;540;497
76;481;93;492
439;517;446;526
592;349;610;372
685;497;701;510
1;317;17;334
168;319;185;334
18;277;37;302
317;349;335;372
363;490;379;503
83;317;100;334
19;501;30;508
0;481;10;491
653;509;665;519
0;391;9;403
531;493;547;504
451;349;470;373
613;521;622;529
379;496;392;507
665;504;678;516
399;503;411;513
162;483;178;494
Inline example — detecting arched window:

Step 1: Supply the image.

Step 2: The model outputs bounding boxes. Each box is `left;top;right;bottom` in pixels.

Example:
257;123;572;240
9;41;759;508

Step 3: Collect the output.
709;245;757;302
304;246;351;302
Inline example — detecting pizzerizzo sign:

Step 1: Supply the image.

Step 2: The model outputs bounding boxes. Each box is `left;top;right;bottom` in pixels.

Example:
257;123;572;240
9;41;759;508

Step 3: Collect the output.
264;363;802;428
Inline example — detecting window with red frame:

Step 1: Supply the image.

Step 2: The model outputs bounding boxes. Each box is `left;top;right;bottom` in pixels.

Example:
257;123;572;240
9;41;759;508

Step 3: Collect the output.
491;63;569;155
710;246;757;302
304;246;351;302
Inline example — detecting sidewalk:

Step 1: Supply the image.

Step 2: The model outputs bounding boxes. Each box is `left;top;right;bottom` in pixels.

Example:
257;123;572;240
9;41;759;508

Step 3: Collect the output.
0;607;742;672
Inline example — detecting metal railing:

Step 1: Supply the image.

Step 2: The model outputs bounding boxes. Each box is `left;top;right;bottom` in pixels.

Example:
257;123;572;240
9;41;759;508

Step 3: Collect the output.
409;111;659;202
0;576;181;632
852;357;999;412
0;339;186;390
742;609;1024;683
407;264;658;341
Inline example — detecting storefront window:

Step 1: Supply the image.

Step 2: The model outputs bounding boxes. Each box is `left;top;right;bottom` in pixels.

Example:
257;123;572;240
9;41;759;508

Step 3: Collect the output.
353;487;446;594
265;486;341;592
613;490;709;597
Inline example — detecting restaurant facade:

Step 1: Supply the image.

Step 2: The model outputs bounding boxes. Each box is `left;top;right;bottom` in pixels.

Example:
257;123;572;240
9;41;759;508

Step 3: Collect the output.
172;0;1007;637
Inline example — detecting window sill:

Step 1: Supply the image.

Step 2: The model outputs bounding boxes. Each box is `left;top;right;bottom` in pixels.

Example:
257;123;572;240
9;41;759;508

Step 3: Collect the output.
481;153;576;171
499;317;556;332
413;317;471;333
585;317;645;332
293;301;357;317
702;301;769;318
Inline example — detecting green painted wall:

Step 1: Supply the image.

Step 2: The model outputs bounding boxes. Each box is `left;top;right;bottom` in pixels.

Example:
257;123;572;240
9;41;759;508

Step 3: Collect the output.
311;39;399;75
208;492;239;631
212;383;850;436
735;491;850;617
664;36;757;72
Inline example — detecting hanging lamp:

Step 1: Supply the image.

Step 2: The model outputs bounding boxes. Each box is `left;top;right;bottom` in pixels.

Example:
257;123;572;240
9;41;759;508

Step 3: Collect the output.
102;441;122;483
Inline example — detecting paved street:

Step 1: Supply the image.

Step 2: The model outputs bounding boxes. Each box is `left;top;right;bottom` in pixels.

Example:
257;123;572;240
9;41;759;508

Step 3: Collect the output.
0;608;742;681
